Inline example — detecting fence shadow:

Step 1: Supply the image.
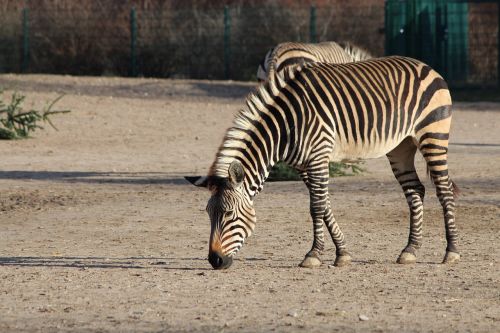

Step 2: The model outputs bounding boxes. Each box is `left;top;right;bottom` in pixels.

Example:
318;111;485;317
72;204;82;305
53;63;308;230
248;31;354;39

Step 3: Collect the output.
0;256;211;271
0;170;189;185
191;81;254;99
0;76;254;101
451;142;500;147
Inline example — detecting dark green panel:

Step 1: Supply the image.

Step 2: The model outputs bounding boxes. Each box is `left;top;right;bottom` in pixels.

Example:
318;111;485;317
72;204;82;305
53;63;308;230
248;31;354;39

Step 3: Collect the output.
414;0;437;66
385;0;469;85
445;1;468;83
385;0;407;56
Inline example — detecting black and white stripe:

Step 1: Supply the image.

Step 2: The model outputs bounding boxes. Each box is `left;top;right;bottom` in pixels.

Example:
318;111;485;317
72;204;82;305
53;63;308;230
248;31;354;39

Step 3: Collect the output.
256;41;373;82
188;56;459;269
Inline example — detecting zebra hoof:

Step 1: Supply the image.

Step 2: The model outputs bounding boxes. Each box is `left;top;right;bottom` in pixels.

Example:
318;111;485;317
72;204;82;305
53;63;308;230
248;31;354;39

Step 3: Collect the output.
442;251;460;264
299;256;322;268
397;251;417;264
334;254;352;267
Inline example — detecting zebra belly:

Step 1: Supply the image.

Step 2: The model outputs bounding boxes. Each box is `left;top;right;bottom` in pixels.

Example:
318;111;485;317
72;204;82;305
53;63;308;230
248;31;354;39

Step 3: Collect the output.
330;138;406;162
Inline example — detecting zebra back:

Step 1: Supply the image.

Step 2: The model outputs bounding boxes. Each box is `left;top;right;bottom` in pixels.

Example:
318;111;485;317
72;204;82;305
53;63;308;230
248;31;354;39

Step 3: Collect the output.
337;41;373;61
258;41;372;83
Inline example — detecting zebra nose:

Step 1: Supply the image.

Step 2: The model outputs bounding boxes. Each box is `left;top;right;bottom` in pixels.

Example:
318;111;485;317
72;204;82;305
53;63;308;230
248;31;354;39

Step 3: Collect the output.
208;252;223;268
208;251;233;269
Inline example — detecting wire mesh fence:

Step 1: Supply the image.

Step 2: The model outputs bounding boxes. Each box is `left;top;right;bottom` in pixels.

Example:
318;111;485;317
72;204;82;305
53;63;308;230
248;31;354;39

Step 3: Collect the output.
0;0;498;86
0;1;385;80
468;1;499;85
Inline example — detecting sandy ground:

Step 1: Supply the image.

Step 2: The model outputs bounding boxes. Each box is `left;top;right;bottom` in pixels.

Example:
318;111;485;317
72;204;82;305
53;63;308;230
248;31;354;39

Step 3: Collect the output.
0;74;499;333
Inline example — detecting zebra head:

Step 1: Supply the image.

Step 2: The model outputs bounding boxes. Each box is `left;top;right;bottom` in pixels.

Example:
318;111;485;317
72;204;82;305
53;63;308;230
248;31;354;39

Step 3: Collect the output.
185;161;256;269
256;47;274;82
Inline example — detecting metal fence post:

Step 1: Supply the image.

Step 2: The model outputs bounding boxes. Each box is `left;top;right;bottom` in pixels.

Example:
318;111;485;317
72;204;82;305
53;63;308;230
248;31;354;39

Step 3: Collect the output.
384;0;389;56
498;1;500;87
310;5;317;43
224;6;231;80
130;7;138;77
21;8;29;72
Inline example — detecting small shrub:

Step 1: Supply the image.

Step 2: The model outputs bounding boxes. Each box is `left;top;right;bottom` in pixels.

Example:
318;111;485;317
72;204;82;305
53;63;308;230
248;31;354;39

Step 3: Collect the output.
328;161;365;177
0;92;70;140
268;161;365;181
268;162;302;181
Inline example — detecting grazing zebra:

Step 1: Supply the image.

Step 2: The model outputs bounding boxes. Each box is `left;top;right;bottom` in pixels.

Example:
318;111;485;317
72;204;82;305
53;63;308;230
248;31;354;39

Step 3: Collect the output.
256;41;373;82
187;56;459;270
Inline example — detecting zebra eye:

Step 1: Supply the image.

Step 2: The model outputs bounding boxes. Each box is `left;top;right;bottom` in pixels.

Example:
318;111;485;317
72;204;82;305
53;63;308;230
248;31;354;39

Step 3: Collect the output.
224;210;234;218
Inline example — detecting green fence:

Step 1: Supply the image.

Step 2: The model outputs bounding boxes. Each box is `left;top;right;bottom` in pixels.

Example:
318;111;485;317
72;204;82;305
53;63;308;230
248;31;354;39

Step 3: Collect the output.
385;0;500;86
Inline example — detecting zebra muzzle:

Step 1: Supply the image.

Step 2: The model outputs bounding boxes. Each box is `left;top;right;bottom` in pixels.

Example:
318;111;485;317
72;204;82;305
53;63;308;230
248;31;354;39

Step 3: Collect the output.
208;251;233;270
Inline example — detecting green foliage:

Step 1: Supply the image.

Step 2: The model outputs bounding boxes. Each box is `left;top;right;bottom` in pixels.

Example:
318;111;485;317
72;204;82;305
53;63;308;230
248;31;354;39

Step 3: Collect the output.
328;161;365;177
0;92;70;140
268;162;302;181
268;161;365;181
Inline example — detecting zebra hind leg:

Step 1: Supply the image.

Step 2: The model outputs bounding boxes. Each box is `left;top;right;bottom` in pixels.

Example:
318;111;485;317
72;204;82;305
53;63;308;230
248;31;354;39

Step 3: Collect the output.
387;137;425;264
419;138;460;264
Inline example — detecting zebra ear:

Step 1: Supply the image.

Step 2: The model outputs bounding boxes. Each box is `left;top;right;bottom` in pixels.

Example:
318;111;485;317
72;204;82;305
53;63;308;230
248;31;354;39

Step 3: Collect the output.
184;176;209;188
228;160;244;187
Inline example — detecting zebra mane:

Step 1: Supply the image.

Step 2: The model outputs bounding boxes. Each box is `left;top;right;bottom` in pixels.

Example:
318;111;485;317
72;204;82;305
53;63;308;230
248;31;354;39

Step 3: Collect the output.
209;66;302;178
233;64;302;135
339;41;373;62
244;62;305;124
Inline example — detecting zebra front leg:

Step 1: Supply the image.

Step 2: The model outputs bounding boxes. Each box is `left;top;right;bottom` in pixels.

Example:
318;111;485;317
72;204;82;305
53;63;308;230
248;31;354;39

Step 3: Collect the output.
298;167;351;266
324;200;351;266
299;161;329;268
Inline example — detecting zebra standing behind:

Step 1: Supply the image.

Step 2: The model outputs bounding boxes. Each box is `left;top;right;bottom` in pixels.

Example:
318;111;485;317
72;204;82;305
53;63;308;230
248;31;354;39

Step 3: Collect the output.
256;41;373;82
187;56;459;270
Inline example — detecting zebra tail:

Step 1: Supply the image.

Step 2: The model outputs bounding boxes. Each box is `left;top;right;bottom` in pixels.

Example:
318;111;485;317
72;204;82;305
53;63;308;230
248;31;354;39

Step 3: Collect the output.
451;179;461;198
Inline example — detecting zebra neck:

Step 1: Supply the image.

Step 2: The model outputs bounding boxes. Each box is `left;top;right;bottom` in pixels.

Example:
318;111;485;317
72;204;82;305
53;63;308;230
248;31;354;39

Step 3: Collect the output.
211;148;279;199
210;78;294;198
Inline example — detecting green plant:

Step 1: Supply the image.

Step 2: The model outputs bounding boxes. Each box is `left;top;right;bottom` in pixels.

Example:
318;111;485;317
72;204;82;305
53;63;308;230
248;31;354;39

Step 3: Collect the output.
268;162;302;181
328;161;365;177
0;92;70;140
268;161;365;181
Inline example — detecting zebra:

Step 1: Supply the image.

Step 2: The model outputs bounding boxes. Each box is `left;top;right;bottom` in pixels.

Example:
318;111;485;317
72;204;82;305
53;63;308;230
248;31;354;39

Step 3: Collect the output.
256;41;373;82
186;56;459;270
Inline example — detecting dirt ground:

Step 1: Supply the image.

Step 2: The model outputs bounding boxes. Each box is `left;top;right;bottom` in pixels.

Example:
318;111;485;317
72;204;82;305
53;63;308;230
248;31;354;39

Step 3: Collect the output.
0;74;498;333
